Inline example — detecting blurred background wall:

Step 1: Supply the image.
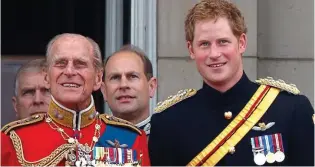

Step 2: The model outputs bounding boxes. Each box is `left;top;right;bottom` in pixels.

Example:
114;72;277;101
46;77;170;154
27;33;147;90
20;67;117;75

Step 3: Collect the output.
156;0;314;106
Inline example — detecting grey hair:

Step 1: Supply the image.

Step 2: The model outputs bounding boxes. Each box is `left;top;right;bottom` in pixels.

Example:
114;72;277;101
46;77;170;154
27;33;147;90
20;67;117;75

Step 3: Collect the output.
45;33;103;71
103;44;153;80
14;59;47;96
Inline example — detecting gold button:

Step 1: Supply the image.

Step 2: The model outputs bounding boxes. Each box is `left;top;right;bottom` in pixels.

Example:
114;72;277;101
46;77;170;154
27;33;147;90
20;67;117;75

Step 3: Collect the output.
224;111;232;119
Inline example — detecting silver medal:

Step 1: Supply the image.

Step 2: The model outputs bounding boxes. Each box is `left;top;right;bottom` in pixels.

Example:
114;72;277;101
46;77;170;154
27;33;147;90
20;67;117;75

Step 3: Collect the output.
254;152;266;166
275;151;285;162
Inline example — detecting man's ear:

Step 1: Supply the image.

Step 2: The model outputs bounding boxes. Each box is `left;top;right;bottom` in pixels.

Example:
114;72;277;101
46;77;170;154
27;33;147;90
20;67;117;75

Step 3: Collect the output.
12;96;18;118
148;77;157;98
93;70;103;91
187;41;195;60
100;82;107;101
238;33;247;55
44;72;50;87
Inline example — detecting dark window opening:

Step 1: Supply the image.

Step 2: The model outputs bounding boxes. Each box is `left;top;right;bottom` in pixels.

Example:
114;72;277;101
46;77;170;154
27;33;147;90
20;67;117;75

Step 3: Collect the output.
2;0;131;114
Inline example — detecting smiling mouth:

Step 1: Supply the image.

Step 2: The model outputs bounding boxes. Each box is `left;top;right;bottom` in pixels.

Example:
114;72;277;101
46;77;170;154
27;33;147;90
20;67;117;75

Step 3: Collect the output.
61;83;80;88
208;62;227;68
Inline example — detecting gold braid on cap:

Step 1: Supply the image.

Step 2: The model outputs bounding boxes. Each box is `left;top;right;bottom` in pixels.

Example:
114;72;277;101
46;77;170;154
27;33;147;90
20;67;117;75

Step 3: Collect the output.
154;89;197;113
255;77;300;95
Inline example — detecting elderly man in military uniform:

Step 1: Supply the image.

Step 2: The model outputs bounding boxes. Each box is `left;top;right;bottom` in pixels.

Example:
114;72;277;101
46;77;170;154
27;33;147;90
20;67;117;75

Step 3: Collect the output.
149;0;314;166
1;33;150;166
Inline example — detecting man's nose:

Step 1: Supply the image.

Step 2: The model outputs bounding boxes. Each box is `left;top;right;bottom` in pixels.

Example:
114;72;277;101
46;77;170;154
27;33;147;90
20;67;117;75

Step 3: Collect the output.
64;63;76;76
119;76;129;89
33;90;44;104
208;45;221;59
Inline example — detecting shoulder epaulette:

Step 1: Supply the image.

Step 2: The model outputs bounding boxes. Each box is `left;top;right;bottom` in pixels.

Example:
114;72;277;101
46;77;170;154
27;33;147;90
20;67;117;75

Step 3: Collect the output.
1;114;45;135
255;77;300;95
154;89;197;113
99;114;142;135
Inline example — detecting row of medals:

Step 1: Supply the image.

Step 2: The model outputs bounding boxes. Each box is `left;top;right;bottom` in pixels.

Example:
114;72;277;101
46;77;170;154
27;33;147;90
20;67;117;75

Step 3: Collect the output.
254;148;285;165
94;147;141;167
65;143;141;167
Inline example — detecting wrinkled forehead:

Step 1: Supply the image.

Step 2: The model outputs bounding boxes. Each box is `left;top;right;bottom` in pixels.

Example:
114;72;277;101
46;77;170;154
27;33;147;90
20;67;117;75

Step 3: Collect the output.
18;71;46;86
48;35;93;62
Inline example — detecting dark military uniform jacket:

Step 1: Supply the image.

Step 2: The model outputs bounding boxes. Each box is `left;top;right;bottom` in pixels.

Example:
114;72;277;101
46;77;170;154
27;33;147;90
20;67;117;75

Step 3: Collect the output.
149;73;314;166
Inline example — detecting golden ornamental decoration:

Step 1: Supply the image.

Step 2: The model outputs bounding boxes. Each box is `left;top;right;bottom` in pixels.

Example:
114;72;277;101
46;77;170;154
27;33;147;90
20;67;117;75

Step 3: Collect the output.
154;89;197;113
2;114;45;135
99;114;142;135
10;130;74;166
255;77;300;95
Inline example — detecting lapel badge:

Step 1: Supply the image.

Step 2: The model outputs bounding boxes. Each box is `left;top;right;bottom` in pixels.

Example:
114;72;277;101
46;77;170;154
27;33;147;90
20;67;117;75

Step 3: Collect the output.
252;122;275;131
106;139;128;148
250;133;285;165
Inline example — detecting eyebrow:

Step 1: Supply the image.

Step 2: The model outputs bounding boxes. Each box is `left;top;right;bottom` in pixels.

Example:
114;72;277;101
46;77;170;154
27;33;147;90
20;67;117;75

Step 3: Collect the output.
126;71;140;76
106;71;140;77
106;72;120;78
53;57;67;63
53;56;89;62
21;85;48;91
20;85;49;93
20;87;36;93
